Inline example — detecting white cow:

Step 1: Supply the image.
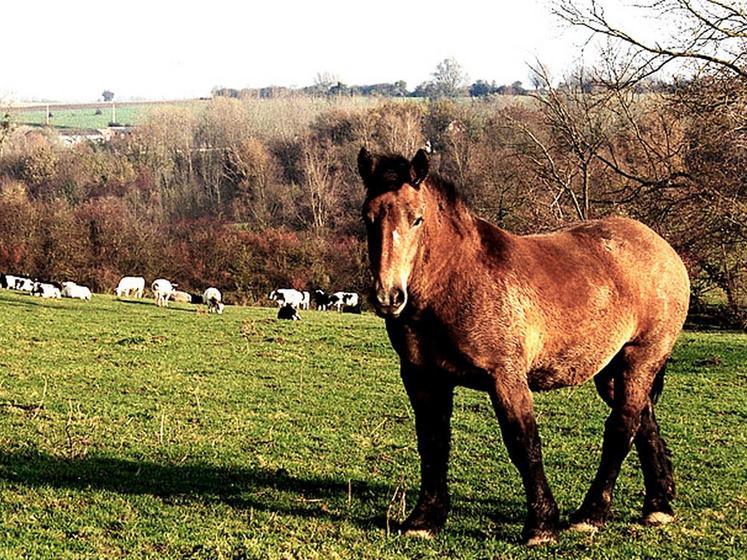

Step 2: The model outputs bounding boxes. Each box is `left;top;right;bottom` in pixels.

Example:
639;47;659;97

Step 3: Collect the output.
115;276;145;298
33;282;61;299
3;275;34;291
203;287;224;314
16;277;35;292
330;291;360;312
269;288;304;309
61;282;92;300
151;279;175;307
300;291;311;310
1;274;17;289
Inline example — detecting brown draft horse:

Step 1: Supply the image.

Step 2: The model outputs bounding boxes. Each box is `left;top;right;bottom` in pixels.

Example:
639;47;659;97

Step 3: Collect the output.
358;147;690;546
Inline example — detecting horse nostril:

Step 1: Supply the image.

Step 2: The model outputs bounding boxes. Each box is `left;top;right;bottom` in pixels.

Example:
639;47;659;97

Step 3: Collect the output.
376;289;389;306
374;286;406;311
391;288;406;307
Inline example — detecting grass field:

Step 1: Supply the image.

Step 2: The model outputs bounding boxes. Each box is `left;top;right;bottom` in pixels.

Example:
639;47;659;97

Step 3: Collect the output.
0;290;745;559
7;101;209;129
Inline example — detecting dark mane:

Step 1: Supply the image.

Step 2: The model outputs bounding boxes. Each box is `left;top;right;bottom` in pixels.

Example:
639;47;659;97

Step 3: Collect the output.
424;172;460;206
366;154;411;195
368;153;460;205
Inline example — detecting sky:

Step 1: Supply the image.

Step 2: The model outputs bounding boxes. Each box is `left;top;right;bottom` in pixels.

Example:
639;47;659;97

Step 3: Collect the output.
0;0;660;103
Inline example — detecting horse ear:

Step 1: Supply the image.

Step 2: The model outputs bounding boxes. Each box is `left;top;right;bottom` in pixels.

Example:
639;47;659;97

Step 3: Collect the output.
358;147;375;186
410;148;429;187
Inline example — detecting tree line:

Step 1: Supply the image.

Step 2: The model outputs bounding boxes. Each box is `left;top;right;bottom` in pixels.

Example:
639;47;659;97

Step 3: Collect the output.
212;58;674;101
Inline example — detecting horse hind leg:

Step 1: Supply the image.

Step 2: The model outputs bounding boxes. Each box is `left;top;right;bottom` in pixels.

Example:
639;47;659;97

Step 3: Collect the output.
634;364;676;526
571;346;672;531
589;357;676;527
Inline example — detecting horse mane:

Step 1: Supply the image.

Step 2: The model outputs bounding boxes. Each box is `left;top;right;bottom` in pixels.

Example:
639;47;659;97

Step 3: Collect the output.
424;172;460;206
367;153;461;207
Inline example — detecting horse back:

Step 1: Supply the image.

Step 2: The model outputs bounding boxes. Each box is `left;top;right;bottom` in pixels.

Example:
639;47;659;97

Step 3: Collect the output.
470;216;689;387
514;216;690;324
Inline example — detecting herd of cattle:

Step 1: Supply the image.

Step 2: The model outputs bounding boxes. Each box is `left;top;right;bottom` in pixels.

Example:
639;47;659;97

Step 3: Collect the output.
1;274;92;300
268;288;361;320
0;273;361;319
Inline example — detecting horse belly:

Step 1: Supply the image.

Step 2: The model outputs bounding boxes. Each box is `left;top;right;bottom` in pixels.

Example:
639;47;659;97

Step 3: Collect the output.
527;337;626;391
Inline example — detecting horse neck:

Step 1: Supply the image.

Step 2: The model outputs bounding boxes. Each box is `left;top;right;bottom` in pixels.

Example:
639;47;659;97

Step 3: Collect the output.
409;191;482;305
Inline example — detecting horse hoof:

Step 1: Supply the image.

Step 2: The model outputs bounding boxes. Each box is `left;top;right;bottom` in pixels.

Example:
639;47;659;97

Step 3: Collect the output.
403;528;436;539
568;521;600;534
525;531;557;547
643;511;675;526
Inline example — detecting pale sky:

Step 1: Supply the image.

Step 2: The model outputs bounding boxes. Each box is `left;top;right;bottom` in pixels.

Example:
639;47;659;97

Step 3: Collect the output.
1;0;659;102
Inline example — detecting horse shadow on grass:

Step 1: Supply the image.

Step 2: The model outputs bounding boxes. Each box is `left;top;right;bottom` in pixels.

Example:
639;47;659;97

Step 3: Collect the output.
0;449;524;539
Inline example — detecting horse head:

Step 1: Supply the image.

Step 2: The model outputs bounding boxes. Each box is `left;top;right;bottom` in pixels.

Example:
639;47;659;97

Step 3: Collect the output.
358;147;430;318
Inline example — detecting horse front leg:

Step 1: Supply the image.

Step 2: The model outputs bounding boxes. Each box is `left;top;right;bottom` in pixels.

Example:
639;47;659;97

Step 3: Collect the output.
489;375;559;546
400;365;454;538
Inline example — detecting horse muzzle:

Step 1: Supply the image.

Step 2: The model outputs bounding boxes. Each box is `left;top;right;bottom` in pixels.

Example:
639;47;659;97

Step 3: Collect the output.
373;285;407;318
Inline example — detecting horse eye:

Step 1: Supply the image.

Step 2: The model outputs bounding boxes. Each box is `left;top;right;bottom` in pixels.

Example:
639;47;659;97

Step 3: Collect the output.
413;216;424;227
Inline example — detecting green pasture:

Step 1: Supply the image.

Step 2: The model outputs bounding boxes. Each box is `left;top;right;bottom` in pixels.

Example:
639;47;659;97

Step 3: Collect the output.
8;101;208;130
0;290;744;559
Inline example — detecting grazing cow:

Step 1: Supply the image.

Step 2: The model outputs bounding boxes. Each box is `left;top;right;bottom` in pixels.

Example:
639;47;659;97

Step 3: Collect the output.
115;276;145;298
312;289;333;311
61;282;92;300
151;279;176;307
277;303;301;320
203;287;224;314
269;288;304;308
330;291;360;312
32;282;61;299
17;277;35;291
5;275;34;292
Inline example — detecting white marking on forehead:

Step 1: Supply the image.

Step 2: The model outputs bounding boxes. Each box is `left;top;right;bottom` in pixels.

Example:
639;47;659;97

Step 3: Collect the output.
392;229;401;244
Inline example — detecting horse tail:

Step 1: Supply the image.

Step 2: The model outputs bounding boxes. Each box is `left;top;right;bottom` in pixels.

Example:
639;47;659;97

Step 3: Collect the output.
649;358;669;404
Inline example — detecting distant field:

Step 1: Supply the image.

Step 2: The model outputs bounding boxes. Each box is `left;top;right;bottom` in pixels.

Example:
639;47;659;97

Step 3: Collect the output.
0;290;744;559
4;95;533;133
7;100;209;129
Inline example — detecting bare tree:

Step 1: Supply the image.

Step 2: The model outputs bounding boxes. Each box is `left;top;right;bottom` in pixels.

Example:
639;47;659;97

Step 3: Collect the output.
194;97;252;210
223;137;280;227
129;106;197;216
312;72;339;95
509;63;619;220
553;0;747;83
553;0;747;323
300;139;338;232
